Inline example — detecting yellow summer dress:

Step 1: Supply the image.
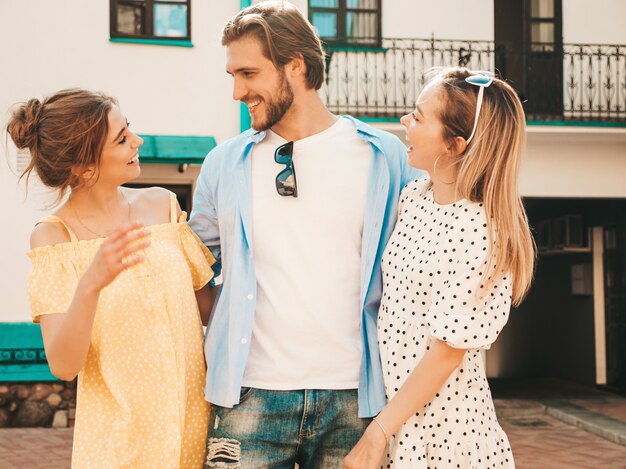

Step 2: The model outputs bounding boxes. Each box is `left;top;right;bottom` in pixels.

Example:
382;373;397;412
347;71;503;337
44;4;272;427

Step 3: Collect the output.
27;193;215;469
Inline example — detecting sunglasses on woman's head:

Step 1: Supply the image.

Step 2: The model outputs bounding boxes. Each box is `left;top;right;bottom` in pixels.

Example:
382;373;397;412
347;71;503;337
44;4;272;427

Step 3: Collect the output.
274;141;298;197
464;71;495;144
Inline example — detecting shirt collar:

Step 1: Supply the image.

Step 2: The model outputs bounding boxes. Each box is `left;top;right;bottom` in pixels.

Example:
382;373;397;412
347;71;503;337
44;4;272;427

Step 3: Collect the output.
246;128;266;144
341;115;384;152
242;115;383;150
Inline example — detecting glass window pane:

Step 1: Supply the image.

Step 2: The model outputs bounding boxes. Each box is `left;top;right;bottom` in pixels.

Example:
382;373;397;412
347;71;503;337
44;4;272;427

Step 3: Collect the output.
117;5;143;35
531;22;554;52
531;0;554;19
347;0;377;9
346;11;376;40
312;12;337;38
310;0;338;8
154;4;188;37
531;22;554;43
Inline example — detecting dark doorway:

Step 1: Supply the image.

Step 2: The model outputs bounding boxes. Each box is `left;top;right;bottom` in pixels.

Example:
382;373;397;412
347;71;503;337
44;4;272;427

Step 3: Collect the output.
492;198;626;396
494;0;563;118
604;224;626;394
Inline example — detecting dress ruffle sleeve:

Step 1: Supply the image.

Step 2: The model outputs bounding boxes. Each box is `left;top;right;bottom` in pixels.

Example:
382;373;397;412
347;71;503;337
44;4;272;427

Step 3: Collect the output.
427;210;512;350
26;246;80;323
177;212;216;291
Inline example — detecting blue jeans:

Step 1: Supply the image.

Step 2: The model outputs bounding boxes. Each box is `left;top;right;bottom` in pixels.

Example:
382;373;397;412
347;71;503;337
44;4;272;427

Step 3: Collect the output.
204;388;370;468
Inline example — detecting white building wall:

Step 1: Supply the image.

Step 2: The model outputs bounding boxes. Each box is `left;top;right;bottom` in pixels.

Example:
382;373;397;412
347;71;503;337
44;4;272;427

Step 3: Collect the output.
0;0;625;323
376;123;626;199
381;0;493;41
0;0;243;322
0;0;241;139
379;0;626;45
563;0;626;44
521;128;626;198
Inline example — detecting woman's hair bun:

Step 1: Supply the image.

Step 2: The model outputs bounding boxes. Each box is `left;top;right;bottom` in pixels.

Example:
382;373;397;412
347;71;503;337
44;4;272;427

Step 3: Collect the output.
7;98;44;150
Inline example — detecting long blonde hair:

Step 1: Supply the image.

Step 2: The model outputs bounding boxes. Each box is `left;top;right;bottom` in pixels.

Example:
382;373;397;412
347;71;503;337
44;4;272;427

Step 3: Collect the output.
434;68;535;305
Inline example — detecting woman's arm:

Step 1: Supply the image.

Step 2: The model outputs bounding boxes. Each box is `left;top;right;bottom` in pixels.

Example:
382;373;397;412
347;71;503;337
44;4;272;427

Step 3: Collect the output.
344;340;466;469
36;222;150;381
172;195;219;327
195;284;219;326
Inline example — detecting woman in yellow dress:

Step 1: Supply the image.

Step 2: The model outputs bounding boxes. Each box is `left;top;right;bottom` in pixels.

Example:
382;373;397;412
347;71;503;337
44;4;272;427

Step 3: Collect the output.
7;89;216;468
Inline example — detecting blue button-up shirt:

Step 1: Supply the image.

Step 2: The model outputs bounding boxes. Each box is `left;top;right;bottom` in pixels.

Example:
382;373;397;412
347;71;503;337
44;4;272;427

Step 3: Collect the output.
189;115;419;417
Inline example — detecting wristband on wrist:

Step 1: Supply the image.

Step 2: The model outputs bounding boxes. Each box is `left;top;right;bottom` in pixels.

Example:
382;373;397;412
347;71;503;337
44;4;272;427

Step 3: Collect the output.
372;416;389;441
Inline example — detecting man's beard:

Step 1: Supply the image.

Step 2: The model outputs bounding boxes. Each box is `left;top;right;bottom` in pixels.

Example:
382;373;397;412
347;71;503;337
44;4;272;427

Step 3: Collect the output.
251;71;294;131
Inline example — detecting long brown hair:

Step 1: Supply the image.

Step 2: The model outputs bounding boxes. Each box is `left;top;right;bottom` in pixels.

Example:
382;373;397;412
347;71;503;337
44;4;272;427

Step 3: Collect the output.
6;88;117;202
222;0;326;90
434;68;535;305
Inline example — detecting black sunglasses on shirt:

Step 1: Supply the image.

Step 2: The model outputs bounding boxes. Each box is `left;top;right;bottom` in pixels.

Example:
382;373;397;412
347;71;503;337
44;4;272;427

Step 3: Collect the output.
274;141;298;198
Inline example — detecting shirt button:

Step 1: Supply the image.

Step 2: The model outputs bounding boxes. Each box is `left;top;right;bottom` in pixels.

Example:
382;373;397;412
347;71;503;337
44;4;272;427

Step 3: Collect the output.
247;293;253;300
241;338;248;344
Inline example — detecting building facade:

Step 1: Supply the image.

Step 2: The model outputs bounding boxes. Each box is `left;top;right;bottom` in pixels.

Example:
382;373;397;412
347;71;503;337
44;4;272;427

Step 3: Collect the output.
1;0;625;393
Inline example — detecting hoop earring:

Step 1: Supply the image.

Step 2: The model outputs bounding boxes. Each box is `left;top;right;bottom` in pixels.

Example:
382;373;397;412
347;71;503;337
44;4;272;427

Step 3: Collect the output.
433;155;456;185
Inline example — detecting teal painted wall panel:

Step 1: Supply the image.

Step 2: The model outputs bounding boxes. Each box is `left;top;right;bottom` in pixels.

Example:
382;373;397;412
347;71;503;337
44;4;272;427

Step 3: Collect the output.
239;0;253;132
240;104;251;133
0;322;57;382
0;322;43;349
0;364;57;382
138;135;217;164
110;38;193;48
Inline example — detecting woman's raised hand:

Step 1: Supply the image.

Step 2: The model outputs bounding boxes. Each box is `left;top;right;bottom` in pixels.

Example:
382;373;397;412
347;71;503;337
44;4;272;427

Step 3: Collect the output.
81;222;150;292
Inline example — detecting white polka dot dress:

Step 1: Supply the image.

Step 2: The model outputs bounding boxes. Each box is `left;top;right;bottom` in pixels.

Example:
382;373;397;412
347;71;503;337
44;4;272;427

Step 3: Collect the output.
378;178;514;468
27;193;215;469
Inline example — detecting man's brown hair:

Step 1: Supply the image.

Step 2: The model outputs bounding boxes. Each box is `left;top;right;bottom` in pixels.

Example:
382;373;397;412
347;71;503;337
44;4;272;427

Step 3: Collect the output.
222;1;326;90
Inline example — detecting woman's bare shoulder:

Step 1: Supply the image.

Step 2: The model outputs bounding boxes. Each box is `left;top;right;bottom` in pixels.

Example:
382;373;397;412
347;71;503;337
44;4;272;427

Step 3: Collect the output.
123;186;174;224
30;219;71;249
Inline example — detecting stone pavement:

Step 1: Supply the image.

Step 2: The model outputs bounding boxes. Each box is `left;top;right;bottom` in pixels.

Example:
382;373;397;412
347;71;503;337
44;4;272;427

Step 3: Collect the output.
573;397;626;424
491;377;626;426
501;413;626;468
1;379;626;468
0;427;72;468
1;418;625;468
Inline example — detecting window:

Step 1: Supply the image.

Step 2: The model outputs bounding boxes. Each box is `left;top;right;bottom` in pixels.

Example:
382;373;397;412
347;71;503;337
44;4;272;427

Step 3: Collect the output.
308;0;381;48
529;0;557;52
110;0;191;42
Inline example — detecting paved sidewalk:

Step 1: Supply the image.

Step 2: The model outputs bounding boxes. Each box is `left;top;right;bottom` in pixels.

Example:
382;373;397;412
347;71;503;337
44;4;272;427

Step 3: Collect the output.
491;377;626;425
1;417;626;469
0;427;73;469
573;396;626;424
501;414;626;468
2;380;626;469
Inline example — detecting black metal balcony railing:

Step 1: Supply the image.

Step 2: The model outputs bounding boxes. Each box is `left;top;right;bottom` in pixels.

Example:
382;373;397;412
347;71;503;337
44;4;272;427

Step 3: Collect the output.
563;43;626;121
321;37;626;123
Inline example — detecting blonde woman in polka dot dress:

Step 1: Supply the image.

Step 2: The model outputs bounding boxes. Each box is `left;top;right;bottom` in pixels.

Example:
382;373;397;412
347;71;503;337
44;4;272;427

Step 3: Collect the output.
7;89;216;468
344;69;535;468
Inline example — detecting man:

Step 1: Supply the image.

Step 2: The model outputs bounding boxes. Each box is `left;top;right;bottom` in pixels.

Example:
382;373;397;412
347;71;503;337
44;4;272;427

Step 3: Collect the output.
189;1;418;467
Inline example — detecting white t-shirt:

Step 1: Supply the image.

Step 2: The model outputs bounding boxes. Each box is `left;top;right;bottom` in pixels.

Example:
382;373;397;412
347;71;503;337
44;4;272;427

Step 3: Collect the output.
242;117;372;390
